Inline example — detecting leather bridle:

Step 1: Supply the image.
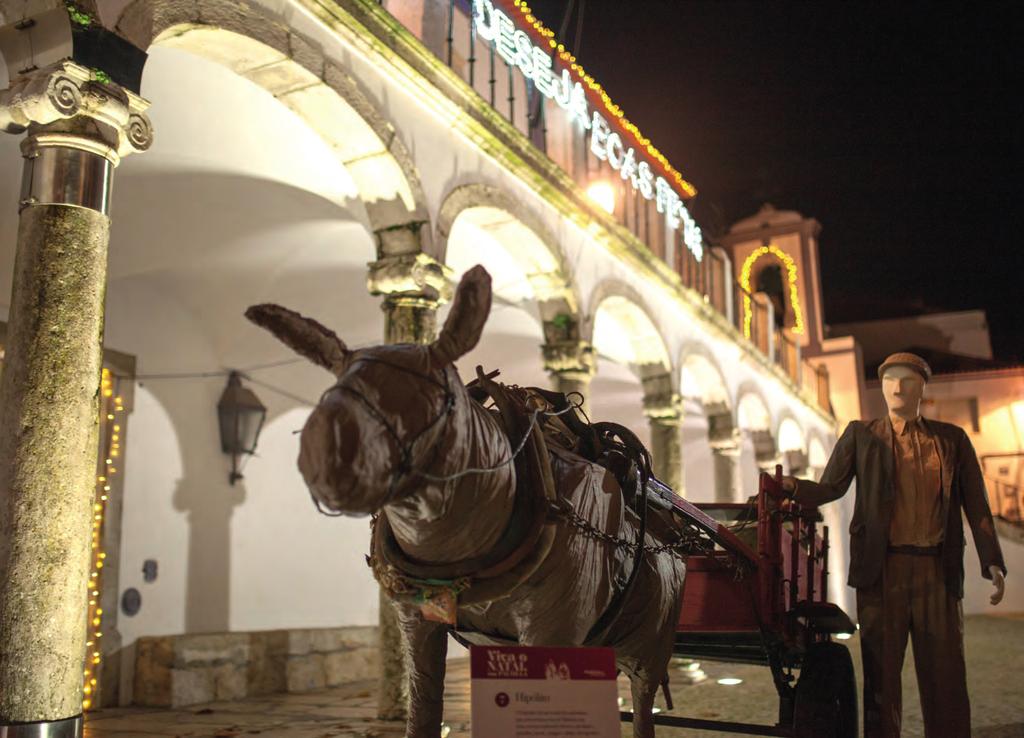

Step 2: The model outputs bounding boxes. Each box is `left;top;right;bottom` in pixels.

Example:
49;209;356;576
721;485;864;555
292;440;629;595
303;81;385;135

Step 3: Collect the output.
310;352;457;516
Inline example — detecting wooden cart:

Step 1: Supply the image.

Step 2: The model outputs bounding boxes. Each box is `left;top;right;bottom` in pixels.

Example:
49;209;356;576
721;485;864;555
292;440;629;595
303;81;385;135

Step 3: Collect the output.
628;466;858;737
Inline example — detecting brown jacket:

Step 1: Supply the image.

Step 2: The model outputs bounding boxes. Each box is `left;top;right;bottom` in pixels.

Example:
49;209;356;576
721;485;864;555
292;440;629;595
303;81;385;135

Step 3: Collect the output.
794;417;1006;598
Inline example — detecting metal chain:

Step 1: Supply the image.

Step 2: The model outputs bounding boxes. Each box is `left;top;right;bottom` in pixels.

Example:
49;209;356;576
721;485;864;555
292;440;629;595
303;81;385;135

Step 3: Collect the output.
550;501;714;557
550;501;751;582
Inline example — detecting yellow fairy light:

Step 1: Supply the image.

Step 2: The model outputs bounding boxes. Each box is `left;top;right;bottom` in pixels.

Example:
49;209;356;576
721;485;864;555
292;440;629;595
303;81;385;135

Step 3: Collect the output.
739;244;806;338
508;0;698;198
84;369;123;711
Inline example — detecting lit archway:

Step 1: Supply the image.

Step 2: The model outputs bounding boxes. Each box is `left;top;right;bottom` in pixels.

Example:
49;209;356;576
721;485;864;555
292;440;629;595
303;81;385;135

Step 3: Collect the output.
679;348;733;500
738;244;805;338
777;415;807;476
586;282;672;449
437;185;575;389
117;0;430;243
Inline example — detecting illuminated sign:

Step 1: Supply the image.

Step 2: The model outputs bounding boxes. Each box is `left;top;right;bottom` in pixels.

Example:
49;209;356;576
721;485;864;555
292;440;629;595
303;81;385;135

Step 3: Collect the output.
473;0;703;261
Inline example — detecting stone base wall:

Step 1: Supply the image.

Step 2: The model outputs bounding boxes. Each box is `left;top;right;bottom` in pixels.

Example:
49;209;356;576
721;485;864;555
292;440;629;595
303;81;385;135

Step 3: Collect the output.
133;626;379;707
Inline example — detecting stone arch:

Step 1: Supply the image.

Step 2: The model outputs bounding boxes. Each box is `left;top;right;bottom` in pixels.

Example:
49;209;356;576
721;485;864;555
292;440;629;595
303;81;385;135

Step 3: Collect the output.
807;430;830;475
677;344;736;501
776;415;806;453
678;344;732;435
736;384;776;466
435;183;577;322
587;280;677;488
776;414;808;475
115;0;430;254
585;280;671;375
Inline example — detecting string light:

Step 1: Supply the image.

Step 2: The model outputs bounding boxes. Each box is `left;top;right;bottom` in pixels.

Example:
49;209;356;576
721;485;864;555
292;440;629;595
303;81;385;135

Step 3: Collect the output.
739;244;806;339
83;368;126;711
507;0;697;198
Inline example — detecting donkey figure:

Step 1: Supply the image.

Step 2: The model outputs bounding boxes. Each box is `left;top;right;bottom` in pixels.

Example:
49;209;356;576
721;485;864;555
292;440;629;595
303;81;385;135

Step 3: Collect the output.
247;266;686;738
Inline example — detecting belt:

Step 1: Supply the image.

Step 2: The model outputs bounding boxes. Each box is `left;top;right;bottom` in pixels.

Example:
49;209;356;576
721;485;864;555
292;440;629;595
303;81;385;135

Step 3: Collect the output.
888;544;941;556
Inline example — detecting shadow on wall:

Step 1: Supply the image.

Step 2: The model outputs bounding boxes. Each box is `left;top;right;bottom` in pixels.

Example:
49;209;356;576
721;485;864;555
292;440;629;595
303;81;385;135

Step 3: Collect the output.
150;374;246;634
172;475;245;633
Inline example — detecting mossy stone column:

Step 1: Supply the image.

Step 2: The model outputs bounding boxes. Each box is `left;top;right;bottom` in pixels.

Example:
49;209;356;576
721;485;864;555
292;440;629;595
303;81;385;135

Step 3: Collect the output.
0;62;151;734
711;432;742;503
542;339;595;416
642;372;684;495
367;251;450;720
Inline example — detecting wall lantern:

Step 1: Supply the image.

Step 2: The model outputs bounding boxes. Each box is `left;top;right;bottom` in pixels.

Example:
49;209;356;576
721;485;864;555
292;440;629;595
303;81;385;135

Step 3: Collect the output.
217;371;266;485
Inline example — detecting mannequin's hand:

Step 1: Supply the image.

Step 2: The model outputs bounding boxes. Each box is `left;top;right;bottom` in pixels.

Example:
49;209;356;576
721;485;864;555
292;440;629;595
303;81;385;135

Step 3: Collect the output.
989;565;1005;606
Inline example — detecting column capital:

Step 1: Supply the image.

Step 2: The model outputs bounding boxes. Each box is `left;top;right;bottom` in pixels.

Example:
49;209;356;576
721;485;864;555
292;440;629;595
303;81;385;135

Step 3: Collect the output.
643;394;683;423
542;339;595;380
1;61;153;161
367;253;453;303
709;428;742;453
641;371;681;421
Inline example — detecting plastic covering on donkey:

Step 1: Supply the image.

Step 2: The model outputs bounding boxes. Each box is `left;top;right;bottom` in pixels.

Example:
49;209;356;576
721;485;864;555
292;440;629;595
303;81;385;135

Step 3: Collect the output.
246;266;689;738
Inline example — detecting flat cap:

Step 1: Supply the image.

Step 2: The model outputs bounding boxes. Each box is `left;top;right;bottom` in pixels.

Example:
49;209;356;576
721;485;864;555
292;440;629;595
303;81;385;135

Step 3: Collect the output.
878;352;932;383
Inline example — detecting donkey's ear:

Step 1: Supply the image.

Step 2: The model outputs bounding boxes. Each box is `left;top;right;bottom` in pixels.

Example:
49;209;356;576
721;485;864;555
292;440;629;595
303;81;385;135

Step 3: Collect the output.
245;304;349;375
433;265;491;363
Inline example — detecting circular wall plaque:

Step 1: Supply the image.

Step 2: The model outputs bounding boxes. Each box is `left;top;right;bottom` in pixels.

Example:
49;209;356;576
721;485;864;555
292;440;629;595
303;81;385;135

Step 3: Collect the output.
121;587;142;616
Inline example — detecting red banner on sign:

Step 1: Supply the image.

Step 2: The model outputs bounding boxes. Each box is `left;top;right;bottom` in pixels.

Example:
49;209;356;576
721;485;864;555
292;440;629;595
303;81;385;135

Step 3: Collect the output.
470;645;616;681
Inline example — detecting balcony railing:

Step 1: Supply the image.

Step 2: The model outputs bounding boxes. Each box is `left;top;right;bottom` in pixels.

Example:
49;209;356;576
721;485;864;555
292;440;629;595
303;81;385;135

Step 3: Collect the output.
382;0;833;415
987;478;1023;523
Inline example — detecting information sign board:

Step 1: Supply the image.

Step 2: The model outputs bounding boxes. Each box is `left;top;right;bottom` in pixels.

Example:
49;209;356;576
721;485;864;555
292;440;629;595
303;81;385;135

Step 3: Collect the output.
470;645;620;737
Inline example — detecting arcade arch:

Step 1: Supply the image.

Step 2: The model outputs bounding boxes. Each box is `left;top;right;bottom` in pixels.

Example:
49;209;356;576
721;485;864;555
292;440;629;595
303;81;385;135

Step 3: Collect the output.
437;184;576;391
679;348;738;502
587;282;680;489
735;386;777;495
807;432;830;478
117;0;431;249
776;415;808;476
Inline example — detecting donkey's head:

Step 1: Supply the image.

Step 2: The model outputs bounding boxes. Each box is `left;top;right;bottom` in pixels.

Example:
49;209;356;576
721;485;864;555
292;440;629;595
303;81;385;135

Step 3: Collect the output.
246;266;492;516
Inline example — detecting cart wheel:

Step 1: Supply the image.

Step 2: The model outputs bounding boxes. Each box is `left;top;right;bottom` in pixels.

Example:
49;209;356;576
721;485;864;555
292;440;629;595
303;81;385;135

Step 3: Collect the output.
793;641;857;738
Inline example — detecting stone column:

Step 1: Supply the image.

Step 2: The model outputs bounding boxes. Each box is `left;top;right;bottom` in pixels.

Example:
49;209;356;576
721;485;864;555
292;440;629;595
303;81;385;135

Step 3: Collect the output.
541;338;595;416
0;62;152;731
710;436;742;503
367;251;451;720
641;372;684;494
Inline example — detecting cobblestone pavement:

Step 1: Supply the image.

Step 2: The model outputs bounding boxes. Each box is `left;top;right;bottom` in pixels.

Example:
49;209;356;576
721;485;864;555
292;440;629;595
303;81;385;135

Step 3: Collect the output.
85;614;1024;737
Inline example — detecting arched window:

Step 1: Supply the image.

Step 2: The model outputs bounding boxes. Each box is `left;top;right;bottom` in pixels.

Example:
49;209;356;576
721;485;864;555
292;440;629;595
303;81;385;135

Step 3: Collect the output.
756;264;787;329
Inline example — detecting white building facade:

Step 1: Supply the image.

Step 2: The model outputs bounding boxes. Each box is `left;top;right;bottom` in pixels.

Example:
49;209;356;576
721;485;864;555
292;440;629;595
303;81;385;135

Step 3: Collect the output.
0;0;844;712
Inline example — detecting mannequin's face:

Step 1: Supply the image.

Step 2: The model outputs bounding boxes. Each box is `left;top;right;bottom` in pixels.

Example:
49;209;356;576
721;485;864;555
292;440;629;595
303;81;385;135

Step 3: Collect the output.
881;365;925;418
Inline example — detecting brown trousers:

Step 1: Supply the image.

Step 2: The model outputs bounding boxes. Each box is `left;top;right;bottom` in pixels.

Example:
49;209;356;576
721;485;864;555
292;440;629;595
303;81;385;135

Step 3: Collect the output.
857;552;970;738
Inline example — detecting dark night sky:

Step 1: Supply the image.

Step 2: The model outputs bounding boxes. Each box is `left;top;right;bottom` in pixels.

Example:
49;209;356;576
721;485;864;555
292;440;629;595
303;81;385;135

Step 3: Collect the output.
527;1;1023;361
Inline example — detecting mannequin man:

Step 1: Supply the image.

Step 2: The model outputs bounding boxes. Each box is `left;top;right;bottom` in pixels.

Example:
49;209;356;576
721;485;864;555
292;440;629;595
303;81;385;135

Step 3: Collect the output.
782;352;1006;738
